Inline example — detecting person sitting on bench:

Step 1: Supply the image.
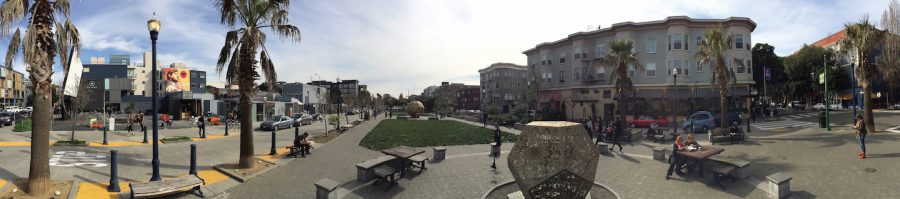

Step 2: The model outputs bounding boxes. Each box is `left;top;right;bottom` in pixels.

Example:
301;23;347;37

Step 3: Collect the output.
729;121;743;144
299;132;312;156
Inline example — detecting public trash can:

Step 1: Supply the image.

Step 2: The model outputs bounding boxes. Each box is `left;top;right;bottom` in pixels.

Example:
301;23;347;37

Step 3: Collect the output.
818;111;826;128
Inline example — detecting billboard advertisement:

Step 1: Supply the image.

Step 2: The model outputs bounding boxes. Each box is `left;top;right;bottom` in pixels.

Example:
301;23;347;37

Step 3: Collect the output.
63;47;84;97
163;68;190;92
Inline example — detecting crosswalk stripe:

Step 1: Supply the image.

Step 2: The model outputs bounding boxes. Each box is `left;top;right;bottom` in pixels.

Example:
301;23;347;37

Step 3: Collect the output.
752;120;818;130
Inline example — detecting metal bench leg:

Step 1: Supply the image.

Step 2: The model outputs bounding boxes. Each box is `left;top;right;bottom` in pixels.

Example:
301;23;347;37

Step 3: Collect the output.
195;186;205;198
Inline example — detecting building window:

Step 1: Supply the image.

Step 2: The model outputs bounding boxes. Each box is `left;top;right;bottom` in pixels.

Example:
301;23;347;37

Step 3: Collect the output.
596;66;606;78
696;36;703;47
596;43;606;58
735;34;744;49
646;38;656;54
603;90;611;99
559;52;566;63
736;58;746;73
673;34;683;50
574;47;582;59
559;70;565;82
696;61;704;73
670;60;687;75
574;68;581;80
627;64;635;77
645;62;656;77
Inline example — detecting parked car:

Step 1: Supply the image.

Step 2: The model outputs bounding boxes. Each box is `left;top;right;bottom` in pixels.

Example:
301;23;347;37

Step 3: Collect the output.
345;111;356;115
260;115;293;130
291;113;314;126
812;103;826;110
889;104;900;110
0;112;12;126
681;111;741;133
629;116;668;128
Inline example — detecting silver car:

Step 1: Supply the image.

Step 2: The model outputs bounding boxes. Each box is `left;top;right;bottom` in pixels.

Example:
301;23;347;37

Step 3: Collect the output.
291;113;313;126
260;116;293;130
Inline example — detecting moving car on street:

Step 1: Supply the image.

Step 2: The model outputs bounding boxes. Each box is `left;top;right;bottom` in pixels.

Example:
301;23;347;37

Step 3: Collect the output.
681;111;741;133
260;115;293;131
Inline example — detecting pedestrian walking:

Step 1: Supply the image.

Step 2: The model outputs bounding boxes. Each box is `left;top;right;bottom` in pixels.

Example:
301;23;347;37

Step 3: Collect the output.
853;115;867;159
137;112;145;132
608;116;624;152
126;113;135;136
490;123;502;169
197;115;206;138
666;135;686;180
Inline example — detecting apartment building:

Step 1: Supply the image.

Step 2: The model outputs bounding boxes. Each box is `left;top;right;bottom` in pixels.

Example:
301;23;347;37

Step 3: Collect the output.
478;62;528;113
0;67;26;107
523;16;757;121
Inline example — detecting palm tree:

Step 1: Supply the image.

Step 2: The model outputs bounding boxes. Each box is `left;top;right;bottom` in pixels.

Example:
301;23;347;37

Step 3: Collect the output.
839;17;885;134
215;0;301;168
1;0;79;196
696;27;741;129
598;40;642;119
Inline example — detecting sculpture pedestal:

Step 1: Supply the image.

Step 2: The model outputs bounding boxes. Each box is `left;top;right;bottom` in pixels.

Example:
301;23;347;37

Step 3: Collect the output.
481;180;620;199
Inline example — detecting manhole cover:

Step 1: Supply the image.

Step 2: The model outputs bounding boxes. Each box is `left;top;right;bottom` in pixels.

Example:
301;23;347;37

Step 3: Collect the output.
864;168;877;173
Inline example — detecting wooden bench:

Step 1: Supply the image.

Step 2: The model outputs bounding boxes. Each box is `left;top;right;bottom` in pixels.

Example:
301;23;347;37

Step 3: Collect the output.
356;156;398;182
408;154;429;172
708;163;736;190
130;174;205;198
372;165;399;191
709;156;752;179
708;129;730;145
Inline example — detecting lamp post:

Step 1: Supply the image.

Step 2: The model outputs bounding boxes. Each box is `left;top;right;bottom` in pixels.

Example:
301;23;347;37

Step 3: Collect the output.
147;13;162;181
672;68;678;134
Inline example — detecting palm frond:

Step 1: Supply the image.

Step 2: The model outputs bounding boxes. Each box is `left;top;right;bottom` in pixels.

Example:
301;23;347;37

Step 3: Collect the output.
5;28;20;68
52;0;70;17
259;49;277;88
55;21;68;70
215;0;238;26
216;30;240;71
225;43;241;84
0;0;29;36
269;24;301;42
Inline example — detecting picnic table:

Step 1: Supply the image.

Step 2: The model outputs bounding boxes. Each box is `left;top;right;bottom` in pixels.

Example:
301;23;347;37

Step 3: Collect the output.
381;146;425;177
677;146;724;178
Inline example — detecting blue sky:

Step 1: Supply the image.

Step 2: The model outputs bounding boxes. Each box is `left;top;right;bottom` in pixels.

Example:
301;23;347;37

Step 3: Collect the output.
0;0;889;96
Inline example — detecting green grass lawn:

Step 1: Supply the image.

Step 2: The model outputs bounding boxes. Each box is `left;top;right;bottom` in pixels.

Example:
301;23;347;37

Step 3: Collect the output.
360;120;518;150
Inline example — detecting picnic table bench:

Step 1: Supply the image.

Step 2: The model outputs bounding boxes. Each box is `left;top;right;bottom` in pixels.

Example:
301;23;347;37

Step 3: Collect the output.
708;162;736;190
709;156;752;179
356;156;398;182
372;165;399;190
408;155;429;172
381;146;426;178
129;174;205;198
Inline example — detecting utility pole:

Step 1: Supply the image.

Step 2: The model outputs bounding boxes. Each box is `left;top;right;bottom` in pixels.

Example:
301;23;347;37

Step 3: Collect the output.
824;55;831;131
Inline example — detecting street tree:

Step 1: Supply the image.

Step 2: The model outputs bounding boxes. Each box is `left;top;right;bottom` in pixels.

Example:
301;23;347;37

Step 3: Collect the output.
214;0;302;169
598;40;642;118
696;27;743;129
751;43;787;103
838;17;885;134
2;0;80;196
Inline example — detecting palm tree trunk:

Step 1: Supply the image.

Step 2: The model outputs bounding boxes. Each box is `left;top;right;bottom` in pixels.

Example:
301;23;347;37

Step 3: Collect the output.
237;41;258;168
720;89;728;129
863;86;875;134
27;81;52;197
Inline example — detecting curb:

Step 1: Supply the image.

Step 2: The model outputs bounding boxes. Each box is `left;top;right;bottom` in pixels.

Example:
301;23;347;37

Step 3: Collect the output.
213;159;280;183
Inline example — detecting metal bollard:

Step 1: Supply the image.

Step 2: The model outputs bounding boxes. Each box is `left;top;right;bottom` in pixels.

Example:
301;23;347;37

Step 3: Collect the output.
108;150;120;192
142;125;148;143
190;144;197;175
270;130;277;155
295;126;300;140
224;120;229;136
103;126;109;145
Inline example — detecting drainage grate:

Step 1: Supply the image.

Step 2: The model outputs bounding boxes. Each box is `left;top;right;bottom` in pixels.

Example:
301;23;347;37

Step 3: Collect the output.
865;168;877;173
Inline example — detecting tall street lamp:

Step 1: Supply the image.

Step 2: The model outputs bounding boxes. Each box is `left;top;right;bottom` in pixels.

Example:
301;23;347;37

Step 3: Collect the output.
671;68;679;134
147;13;162;181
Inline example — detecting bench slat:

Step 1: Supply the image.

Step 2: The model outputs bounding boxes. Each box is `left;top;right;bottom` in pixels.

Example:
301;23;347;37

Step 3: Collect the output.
357;156;397;169
132;175;203;195
709;156;752;168
409;155;428;162
373;165;397;177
